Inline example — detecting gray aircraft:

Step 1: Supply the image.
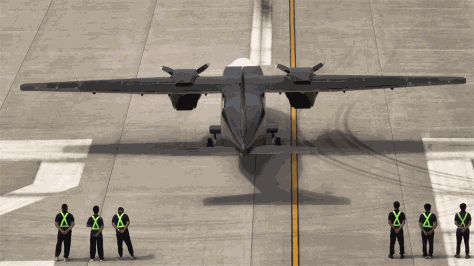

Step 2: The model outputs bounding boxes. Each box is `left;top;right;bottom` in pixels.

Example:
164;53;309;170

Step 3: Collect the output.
20;58;466;156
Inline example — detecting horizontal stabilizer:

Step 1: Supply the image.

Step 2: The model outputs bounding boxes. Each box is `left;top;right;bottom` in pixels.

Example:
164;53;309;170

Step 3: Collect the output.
182;146;238;155
249;145;320;155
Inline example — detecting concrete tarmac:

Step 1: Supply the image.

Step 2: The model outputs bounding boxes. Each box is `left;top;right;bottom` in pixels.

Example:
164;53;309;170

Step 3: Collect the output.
0;0;472;266
296;0;473;265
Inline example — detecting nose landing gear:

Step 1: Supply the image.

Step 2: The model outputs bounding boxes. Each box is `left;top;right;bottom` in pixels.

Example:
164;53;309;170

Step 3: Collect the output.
275;137;282;146
267;125;282;146
207;125;221;147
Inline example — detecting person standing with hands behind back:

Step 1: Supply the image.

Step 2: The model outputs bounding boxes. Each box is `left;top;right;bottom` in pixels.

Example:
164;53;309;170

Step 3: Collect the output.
54;203;75;262
454;203;471;259
419;203;437;259
388;201;406;259
86;205;104;262
112;207;136;260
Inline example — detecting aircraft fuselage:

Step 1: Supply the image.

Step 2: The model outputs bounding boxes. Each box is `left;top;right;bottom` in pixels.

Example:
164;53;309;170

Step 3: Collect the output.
220;58;267;155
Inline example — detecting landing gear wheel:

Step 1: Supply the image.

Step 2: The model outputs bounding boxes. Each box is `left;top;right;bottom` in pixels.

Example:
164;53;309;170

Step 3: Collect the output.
275;137;282;146
206;138;214;147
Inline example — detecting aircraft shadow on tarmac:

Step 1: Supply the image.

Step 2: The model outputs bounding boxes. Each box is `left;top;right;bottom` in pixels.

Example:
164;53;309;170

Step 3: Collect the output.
63;105;468;206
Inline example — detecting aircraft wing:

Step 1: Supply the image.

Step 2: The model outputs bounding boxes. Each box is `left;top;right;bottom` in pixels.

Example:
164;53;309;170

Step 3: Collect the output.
260;75;467;93
19;76;234;94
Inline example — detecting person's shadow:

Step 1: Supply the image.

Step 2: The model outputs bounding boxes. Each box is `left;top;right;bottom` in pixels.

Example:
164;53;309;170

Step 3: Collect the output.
65;254;154;261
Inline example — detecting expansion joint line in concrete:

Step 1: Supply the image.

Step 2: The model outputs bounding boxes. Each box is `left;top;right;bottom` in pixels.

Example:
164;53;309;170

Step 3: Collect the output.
289;0;299;266
383;91;414;265
136;0;159;77
367;0;383;75
368;0;415;262
0;0;54;113
100;0;157;216
100;96;133;216
249;155;257;266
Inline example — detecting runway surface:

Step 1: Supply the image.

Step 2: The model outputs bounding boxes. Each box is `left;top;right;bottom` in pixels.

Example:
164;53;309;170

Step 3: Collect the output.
0;0;473;265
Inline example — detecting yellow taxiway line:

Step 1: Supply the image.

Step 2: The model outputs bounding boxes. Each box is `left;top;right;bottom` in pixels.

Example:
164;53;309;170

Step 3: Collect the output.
289;0;299;265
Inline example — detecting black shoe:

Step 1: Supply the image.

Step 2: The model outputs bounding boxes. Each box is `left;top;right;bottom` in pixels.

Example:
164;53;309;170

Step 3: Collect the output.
455;254;461;258
388;254;394;259
466;255;471;259
400;255;405;259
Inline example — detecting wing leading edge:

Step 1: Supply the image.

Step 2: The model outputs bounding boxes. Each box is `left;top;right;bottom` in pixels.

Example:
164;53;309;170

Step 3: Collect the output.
259;75;467;93
19;76;237;94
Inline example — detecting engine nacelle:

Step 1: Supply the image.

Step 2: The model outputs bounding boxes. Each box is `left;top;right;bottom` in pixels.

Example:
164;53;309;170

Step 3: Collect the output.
168;94;201;110
285;92;318;109
276;62;324;109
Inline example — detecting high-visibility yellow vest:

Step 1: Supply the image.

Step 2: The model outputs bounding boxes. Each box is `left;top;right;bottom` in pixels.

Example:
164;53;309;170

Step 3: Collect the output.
60;212;69;228
423;213;433;228
393;211;402;227
91;216;100;230
458;212;468;227
117;213;125;228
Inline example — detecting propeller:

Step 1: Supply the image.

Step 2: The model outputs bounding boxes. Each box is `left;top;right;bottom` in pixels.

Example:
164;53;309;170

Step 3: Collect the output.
161;63;210;76
276;64;291;74
277;62;325;85
277;62;324;74
312;63;324;72
161;66;174;76
196;63;210;74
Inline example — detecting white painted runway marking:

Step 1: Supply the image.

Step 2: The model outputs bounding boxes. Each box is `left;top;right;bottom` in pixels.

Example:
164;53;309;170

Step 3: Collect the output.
250;0;272;65
0;139;92;216
0;139;92;160
13;162;85;194
422;138;474;266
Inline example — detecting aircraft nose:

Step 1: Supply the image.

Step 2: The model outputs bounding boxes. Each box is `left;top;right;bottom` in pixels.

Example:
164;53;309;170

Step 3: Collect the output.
229;135;252;156
235;144;251;156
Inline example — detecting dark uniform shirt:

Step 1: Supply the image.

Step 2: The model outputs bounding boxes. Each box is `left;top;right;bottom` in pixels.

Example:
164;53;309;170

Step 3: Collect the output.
454;211;471;229
87;215;104;236
55;212;75;232
112;213;130;236
388;210;406;228
419;212;437;232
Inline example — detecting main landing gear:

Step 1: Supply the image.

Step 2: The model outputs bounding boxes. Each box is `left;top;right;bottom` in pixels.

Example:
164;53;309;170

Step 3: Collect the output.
207;125;221;147
267;126;282;146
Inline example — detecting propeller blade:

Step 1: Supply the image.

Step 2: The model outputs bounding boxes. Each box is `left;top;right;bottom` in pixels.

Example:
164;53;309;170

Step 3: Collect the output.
277;64;291;74
312;63;324;72
161;66;174;76
196;63;210;74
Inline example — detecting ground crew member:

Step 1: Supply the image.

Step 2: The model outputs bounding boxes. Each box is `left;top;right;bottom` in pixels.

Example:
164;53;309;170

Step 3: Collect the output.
54;203;75;262
86;205;105;261
454;203;471;259
112;207;136;260
419;203;437;259
388;201;405;259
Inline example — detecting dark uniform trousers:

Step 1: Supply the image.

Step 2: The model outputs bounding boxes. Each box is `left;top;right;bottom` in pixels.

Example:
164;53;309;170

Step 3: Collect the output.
456;229;470;255
90;235;104;259
55;230;72;258
390;228;404;255
421;230;435;256
117;231;134;257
